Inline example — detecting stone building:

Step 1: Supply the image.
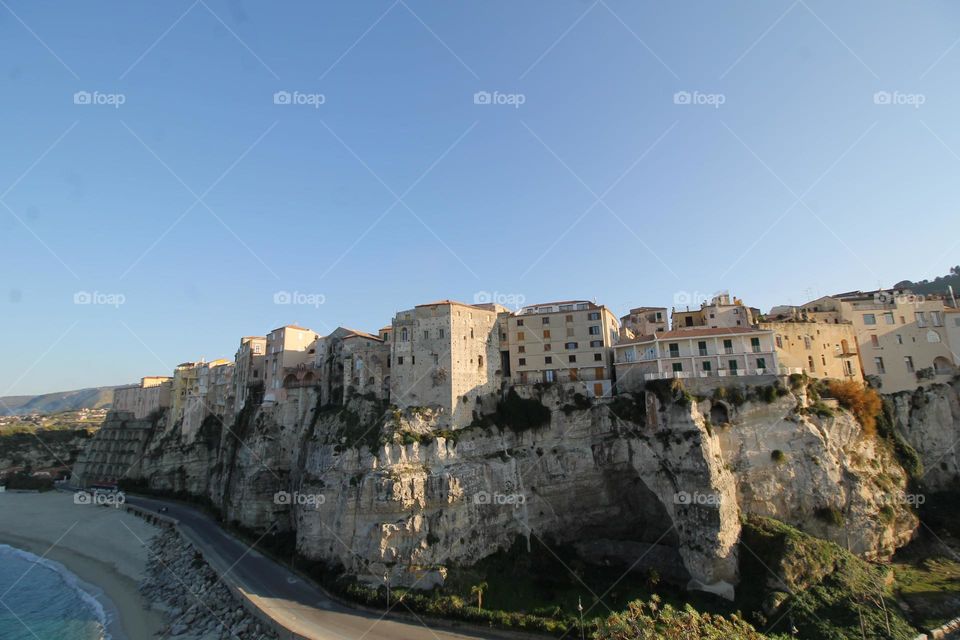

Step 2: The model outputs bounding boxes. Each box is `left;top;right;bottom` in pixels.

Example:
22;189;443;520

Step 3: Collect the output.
181;359;230;441
506;300;620;397
113;376;172;420
233;336;266;414
945;307;960;366
263;325;319;404
390;300;503;428
341;330;391;402
170;361;201;426
620;306;668;338
672;293;756;331
613;326;778;392
801;290;956;392
758;315;863;382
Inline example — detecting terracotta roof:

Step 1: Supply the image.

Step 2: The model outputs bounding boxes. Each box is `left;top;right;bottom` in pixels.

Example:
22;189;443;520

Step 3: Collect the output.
617;326;769;346
341;328;382;341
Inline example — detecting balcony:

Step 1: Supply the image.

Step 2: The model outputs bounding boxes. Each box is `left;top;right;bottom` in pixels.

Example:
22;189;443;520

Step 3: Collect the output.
643;368;774;381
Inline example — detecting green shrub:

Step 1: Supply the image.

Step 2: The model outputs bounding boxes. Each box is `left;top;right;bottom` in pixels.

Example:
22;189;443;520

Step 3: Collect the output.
814;506;845;527
495;389;551;432
771;449;787;464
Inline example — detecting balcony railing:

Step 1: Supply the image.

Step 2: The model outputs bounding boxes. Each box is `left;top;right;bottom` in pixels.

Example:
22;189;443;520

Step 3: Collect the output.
643;368;774;381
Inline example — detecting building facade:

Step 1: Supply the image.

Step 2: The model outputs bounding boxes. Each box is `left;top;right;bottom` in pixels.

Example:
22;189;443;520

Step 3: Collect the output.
945;308;960;366
233;336;266;414
613;326;778;391
263;325;320;404
506;300;620;397
758;319;863;382
620;306;668;338
801;290;956;392
672;293;756;331
390;301;503;428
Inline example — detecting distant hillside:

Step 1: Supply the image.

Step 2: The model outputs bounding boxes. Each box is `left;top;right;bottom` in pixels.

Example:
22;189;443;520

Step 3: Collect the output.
0;387;117;416
895;265;960;298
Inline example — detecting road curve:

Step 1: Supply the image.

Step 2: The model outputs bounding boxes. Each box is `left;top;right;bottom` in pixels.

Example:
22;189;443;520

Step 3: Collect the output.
128;496;496;640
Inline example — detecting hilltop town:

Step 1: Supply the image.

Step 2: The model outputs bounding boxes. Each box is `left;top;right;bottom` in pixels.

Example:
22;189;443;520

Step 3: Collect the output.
103;287;959;450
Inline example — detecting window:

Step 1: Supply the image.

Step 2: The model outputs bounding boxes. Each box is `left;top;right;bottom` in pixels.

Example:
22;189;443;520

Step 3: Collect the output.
594;353;602;361
588;312;600;320
424;330;430;340
874;356;886;374
932;311;943;326
896;334;903;344
757;357;766;370
728;360;739;372
750;337;761;352
588;325;600;335
916;312;927;328
577;303;588;310
565;314;573;322
544;343;552;351
590;340;603;347
518;358;526;366
565;342;578;350
863;313;876;325
668;343;680;357
723;339;733;354
411;356;415;364
433;354;439;365
398;356;404;365
545;369;555;382
517;332;525;341
672;362;683;372
401;328;409;341
470;328;474;339
884;312;895;325
808;356;816;372
518;345;525;353
870;335;879;348
517;319;524;326
438;328;445;338
595;367;605;379
543;330;552;339
775;335;783;349
803;336;812;349
702;361;712;372
545;356;553;364
568;355;577;363
542;317;550;324
566;328;575;337
904;356;915;373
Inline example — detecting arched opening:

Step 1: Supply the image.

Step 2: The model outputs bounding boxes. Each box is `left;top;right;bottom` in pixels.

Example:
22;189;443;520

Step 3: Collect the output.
934;356;953;375
282;373;298;388
710;402;730;426
302;372;315;385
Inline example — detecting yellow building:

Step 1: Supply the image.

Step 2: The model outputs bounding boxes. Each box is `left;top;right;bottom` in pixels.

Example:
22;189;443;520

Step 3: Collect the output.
506;300;620;397
758;319;862;382
801;290;956;392
672;293;757;331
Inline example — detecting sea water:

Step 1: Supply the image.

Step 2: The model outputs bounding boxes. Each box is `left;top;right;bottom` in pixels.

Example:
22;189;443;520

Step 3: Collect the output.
0;544;111;640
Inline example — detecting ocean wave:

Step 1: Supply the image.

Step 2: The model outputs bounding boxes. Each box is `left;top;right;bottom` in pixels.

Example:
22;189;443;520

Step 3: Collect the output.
0;543;111;640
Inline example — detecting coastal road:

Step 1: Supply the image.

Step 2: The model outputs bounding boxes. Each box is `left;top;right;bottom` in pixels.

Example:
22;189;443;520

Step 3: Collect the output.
127;496;494;640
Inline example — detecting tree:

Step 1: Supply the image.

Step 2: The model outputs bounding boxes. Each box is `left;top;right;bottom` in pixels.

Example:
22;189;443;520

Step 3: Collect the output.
594;596;766;640
470;582;488;610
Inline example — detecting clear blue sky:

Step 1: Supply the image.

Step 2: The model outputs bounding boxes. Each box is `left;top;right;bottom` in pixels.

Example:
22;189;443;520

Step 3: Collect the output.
1;0;959;395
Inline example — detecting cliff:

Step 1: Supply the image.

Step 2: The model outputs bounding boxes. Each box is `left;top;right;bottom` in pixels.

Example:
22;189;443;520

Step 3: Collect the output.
71;379;940;603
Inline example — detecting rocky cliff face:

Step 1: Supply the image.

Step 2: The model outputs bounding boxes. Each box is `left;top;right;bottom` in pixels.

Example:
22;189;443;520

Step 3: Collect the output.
888;378;960;490
85;381;931;602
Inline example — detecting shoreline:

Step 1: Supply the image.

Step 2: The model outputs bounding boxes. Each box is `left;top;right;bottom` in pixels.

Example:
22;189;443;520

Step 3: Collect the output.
0;493;165;639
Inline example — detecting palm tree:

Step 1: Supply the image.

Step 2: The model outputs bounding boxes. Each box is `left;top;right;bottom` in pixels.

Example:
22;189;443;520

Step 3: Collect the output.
470;582;488;610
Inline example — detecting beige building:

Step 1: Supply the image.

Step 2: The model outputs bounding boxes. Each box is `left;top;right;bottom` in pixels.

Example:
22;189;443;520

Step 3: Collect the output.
170;362;201;426
264;325;320;404
233;336;266;414
506;300;620;397
672;293;757;331
613;326;778;391
112;376;172;419
945;307;960;366
801;290;956;392
342;331;391;402
390;300;503;428
758;318;862;382
620;306;668;338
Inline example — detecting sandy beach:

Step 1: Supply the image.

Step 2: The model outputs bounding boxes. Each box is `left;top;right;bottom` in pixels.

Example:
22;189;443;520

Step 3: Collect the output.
0;491;165;639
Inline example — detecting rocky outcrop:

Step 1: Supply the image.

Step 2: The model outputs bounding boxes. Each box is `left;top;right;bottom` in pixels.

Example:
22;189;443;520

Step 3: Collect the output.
78;381;926;602
888;379;960;490
141;529;279;640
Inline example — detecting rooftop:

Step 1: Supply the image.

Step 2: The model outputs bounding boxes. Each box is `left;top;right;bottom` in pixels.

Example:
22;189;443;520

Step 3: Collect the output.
617;326;769;346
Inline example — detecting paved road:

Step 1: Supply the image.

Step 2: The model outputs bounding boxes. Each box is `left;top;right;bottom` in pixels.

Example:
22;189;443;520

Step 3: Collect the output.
128;496;494;640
